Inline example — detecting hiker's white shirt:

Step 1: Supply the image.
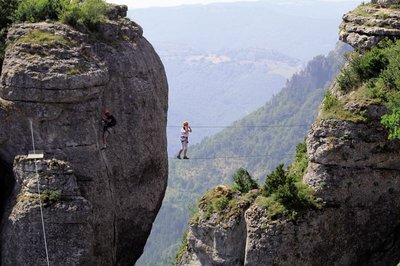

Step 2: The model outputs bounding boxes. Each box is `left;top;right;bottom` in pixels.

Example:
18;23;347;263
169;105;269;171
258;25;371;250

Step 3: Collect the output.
181;127;190;138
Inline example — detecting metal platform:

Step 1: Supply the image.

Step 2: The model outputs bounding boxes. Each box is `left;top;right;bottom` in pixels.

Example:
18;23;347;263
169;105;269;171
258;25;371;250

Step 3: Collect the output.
27;150;44;159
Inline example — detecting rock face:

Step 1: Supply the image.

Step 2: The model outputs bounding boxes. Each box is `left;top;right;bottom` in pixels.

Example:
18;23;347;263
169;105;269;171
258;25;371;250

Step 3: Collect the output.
372;0;400;7
179;185;253;266
0;5;168;266
2;157;93;265
240;106;400;265
340;3;400;50
178;83;400;266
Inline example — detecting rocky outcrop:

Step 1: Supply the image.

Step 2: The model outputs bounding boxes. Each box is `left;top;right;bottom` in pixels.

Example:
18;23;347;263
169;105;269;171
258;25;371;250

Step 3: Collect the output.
2;157;93;265
0;5;168;265
240;105;400;265
340;2;400;50
372;0;400;8
178;185;254;266
178;105;400;264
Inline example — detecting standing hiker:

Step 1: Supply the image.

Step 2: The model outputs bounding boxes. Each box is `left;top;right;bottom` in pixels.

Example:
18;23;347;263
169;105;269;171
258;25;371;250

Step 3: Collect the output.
177;121;192;159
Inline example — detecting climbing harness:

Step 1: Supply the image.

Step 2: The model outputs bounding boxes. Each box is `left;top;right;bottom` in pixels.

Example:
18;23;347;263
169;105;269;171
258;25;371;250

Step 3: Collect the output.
29;120;50;266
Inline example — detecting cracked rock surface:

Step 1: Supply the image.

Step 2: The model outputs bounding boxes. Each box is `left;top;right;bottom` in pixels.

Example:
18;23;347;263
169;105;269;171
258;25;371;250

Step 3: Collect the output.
0;5;168;266
340;2;400;50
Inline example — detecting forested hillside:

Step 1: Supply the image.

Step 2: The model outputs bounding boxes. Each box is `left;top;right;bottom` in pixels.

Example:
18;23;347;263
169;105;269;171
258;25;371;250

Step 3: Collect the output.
137;42;352;265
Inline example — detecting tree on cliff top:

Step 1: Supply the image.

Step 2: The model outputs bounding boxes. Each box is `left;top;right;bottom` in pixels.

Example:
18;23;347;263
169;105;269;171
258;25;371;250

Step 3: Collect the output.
232;168;258;193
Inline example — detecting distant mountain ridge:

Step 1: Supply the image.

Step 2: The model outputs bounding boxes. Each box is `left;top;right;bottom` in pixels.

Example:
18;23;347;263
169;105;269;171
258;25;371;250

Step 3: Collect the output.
129;0;360;61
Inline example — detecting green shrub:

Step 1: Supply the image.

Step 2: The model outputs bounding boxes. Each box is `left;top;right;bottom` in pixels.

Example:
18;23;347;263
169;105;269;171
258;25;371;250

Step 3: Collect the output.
338;47;388;92
380;43;400;90
382;102;400;140
288;142;308;178
353;47;388;81
337;65;359;92
12;0;108;30
260;142;320;220
60;2;81;27
275;175;299;208
0;0;18;29
232;167;258;193
214;196;229;211
366;82;387;100
264;164;286;196
0;0;18;71
41;189;62;206
175;231;188;264
323;91;340;111
60;0;107;30
255;195;287;219
13;0;64;23
0;29;7;66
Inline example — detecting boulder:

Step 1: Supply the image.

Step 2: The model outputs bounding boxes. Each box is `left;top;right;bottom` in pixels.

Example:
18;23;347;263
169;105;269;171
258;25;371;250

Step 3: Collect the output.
0;7;168;266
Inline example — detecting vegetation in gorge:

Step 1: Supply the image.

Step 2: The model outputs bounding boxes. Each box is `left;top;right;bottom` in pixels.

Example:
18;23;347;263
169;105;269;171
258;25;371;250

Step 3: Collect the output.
191;142;320;227
256;142;321;220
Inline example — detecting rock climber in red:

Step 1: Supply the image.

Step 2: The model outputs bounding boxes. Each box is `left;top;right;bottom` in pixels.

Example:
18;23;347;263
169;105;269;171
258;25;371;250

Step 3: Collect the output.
101;108;117;150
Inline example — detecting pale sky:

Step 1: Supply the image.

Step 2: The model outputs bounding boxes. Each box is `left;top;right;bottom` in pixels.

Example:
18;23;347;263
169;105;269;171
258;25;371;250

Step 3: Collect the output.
107;0;356;9
107;0;256;9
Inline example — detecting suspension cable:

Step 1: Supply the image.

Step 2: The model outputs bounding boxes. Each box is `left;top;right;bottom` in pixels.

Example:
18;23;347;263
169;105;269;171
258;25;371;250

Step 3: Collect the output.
167;124;309;129
169;153;295;160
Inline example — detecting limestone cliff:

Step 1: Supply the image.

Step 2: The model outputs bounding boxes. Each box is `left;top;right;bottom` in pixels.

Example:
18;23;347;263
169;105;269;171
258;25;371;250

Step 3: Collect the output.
176;2;400;265
0;5;168;265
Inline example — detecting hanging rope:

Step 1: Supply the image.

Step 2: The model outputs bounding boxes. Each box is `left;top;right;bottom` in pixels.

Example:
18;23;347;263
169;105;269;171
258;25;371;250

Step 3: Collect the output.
30;120;50;266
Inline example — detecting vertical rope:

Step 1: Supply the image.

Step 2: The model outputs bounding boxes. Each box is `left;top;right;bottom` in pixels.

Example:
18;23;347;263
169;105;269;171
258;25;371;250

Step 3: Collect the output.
30;120;50;266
